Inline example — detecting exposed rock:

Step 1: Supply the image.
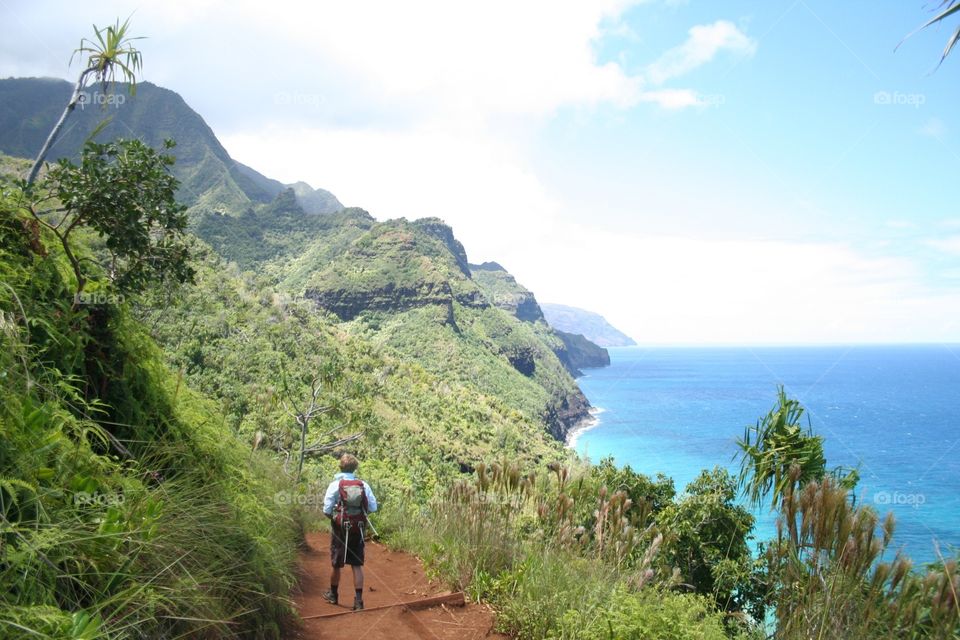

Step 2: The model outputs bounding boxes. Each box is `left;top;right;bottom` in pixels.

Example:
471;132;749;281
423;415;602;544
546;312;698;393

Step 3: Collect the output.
414;218;471;277
469;261;545;322
553;330;610;375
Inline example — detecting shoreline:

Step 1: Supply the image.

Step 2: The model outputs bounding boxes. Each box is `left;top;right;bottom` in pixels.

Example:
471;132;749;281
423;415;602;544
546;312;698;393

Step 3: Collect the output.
565;406;605;449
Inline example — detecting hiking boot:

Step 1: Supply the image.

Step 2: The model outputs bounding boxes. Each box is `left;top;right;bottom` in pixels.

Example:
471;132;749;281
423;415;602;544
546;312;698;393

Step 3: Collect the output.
322;590;338;605
352;597;364;611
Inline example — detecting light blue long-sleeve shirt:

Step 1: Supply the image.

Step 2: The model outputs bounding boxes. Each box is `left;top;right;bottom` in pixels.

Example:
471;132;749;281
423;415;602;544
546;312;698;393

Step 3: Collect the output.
322;472;378;516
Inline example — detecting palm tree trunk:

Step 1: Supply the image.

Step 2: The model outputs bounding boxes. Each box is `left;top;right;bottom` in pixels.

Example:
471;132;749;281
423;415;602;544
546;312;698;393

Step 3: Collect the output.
27;68;94;186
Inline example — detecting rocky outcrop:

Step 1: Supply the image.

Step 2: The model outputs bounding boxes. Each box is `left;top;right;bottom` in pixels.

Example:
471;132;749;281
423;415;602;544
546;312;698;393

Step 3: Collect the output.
414;218;471;277
304;282;486;322
553;330;610;375
469;261;545;322
542;389;592;441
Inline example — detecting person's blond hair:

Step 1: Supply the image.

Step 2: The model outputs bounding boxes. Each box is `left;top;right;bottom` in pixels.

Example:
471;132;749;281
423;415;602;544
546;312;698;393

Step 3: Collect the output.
339;453;359;473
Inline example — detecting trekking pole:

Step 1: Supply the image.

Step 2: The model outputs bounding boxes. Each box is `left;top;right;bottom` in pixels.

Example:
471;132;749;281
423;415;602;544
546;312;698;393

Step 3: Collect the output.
364;509;379;539
343;522;349;565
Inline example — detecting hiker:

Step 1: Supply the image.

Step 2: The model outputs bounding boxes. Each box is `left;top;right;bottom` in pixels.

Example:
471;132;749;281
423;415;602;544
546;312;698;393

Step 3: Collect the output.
321;453;378;611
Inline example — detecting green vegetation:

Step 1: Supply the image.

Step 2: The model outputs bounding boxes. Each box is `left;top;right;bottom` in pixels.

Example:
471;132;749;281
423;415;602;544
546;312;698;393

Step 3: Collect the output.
1;24;956;637
380;459;759;639
23;138;193;297
135;240;565;473
0;187;299;637
737;390;959;639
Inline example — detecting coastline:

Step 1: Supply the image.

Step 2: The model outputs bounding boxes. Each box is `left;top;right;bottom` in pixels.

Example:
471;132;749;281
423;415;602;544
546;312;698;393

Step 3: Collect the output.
565;406;605;449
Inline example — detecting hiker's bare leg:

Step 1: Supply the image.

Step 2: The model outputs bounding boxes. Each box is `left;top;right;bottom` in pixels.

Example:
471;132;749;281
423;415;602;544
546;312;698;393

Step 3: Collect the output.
351;565;363;590
330;566;341;587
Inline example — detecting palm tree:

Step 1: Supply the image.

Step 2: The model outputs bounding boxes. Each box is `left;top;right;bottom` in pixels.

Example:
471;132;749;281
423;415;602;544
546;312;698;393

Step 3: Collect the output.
736;386;827;511
899;1;960;68
26;17;143;186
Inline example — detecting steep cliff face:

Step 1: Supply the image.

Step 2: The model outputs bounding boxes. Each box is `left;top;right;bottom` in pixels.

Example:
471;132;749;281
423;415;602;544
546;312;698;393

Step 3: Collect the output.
302;221;486;321
470;262;545;323
301;219;591;440
554;330;611;373
414;218;472;277
469;261;610;377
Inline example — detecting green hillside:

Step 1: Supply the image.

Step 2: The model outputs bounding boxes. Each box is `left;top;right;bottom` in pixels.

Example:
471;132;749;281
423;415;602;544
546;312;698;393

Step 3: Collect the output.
136;241;564;471
289;218;592;440
0;78;343;216
470;261;610;374
0;183;301;638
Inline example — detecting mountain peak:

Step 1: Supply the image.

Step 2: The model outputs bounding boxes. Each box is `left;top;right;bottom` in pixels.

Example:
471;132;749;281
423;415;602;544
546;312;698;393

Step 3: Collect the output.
0;77;342;217
286;180;344;215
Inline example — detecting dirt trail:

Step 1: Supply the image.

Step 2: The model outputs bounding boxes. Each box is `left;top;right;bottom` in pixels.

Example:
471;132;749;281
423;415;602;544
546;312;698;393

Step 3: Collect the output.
291;531;507;639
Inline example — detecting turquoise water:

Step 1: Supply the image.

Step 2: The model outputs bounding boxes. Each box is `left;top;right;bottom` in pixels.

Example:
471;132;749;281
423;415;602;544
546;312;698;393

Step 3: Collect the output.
572;345;960;566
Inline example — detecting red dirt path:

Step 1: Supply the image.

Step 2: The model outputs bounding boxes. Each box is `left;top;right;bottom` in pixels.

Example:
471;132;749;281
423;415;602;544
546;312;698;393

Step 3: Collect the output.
290;531;507;639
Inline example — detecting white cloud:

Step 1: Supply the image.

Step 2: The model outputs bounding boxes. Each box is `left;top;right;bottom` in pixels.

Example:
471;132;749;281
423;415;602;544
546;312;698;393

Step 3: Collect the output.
637;88;700;109
927;236;960;255
522;230;958;345
645;20;756;85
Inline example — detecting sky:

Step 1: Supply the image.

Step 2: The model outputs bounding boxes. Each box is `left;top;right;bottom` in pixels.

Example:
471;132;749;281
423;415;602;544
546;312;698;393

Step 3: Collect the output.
2;0;959;345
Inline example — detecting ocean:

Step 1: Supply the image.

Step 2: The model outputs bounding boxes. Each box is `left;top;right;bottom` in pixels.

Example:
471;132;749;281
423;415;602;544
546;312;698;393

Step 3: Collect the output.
570;345;960;567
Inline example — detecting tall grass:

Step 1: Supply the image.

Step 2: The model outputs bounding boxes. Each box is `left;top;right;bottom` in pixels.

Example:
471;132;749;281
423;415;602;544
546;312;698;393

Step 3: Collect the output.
0;211;302;639
379;460;747;640
769;474;959;640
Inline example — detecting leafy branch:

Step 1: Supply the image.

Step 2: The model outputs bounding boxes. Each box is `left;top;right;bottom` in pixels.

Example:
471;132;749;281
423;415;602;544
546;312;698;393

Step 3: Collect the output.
23;138;194;300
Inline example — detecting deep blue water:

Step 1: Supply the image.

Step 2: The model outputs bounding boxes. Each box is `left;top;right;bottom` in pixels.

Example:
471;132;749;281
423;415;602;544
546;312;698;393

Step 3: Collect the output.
572;345;960;566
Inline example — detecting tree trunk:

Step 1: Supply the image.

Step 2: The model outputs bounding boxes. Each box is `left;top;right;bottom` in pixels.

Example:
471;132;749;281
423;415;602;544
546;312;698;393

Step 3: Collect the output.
27;68;94;186
296;415;307;482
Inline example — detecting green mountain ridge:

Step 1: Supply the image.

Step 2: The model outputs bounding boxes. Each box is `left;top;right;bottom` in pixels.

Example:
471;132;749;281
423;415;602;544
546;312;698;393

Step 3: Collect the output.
0;75;607;441
469;261;610;373
0;77;343;215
